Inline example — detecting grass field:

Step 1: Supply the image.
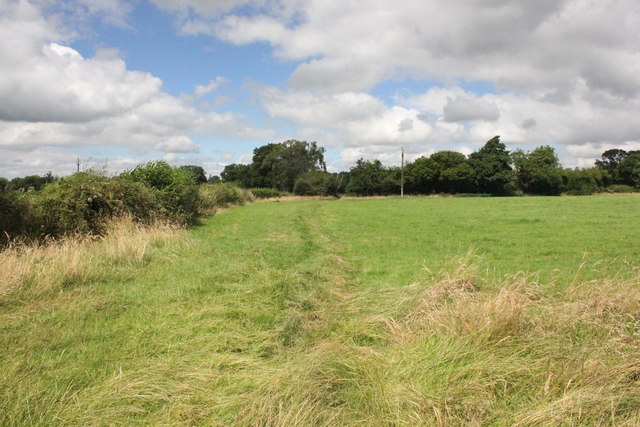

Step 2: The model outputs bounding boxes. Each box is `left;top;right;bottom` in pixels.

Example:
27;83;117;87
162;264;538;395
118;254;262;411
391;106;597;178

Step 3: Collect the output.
1;195;639;425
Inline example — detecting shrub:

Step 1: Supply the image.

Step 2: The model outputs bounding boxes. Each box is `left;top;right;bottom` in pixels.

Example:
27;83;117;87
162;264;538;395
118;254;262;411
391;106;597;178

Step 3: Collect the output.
29;172;160;238
249;188;285;199
121;161;202;225
199;183;254;215
293;171;337;196
607;184;636;193
0;191;32;246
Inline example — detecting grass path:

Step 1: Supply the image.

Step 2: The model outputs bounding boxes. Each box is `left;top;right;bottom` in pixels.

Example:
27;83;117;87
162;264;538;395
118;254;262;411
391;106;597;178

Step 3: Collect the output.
1;196;640;425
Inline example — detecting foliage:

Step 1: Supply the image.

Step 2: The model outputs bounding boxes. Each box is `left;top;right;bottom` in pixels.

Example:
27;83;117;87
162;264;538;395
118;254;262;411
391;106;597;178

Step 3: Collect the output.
122;161;201;225
615;151;640;188
607;184;636;193
0;191;32;245
249;188;286;199
199;182;254;215
250;140;327;191
595;148;628;174
28;172;159;238
220;163;252;186
346;159;386;196
7;172;56;192
561;168;610;195
179;165;208;185
468;136;514;195
512;145;563;195
293;171;338;196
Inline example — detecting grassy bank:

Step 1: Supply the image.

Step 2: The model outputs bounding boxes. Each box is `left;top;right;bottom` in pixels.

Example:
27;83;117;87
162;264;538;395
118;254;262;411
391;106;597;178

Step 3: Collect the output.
1;195;639;425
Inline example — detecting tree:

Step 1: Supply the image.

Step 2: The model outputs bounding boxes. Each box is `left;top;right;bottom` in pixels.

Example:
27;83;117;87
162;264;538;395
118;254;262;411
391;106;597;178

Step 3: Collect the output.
595;149;627;175
512;145;562;195
440;162;476;193
250;140;327;191
293;171;337;196
346;159;385;196
615;151;640;188
220;163;251;186
468;136;514;195
406;157;440;194
179;165;207;184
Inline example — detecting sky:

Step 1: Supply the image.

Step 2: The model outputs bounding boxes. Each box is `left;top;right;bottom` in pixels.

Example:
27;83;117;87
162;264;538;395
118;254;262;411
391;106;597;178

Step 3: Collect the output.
1;0;640;178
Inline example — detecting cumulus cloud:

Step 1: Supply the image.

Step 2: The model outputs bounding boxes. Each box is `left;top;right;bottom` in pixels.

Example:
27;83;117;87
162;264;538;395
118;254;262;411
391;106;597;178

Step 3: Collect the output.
155;136;200;153
194;76;227;97
443;97;500;123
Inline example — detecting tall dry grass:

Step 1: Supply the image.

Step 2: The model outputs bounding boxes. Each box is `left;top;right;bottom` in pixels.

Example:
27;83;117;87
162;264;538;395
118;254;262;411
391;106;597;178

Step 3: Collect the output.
0;216;183;305
233;253;640;425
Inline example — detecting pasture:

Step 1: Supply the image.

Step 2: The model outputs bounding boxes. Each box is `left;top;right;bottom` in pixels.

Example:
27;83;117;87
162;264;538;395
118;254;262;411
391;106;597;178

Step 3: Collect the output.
1;195;639;425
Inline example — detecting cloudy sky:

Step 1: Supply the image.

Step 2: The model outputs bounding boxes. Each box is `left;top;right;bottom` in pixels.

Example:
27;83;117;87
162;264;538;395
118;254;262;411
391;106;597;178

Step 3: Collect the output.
1;0;639;178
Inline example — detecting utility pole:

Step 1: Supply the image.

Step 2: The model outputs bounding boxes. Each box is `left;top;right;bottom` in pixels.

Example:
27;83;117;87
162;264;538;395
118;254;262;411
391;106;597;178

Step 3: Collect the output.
401;146;404;198
76;157;80;173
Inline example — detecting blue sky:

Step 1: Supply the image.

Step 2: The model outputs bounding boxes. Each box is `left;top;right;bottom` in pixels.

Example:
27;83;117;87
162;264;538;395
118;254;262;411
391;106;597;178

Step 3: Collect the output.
1;0;640;178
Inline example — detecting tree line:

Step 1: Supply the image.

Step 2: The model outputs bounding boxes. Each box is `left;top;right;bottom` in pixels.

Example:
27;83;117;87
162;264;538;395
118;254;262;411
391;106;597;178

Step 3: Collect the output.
219;137;639;196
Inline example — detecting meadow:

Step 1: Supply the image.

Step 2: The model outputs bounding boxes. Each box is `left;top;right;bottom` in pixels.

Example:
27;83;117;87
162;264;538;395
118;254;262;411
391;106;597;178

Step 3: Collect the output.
1;195;639;425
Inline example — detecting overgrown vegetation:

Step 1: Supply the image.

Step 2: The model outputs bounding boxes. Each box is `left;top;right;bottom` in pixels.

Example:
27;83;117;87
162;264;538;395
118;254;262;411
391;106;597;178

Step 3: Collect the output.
1;196;639;425
220;137;638;197
0;161;250;247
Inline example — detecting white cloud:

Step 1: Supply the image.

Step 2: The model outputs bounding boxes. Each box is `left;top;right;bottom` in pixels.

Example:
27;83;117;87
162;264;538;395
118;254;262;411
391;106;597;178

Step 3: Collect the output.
0;0;270;177
194;76;227;97
155;136;200;153
443;97;500;123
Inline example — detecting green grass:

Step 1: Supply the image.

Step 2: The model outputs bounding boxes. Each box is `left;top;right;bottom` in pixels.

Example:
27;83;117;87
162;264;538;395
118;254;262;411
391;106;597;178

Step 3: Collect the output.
1;195;639;425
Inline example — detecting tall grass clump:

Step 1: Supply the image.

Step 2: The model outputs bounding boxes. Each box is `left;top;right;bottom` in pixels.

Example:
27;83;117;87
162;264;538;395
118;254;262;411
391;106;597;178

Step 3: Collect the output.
199;182;254;215
0;216;182;306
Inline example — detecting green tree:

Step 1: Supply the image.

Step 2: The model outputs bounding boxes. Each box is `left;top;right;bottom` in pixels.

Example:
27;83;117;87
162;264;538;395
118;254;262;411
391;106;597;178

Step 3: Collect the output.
293;171;337;196
440;162;476;193
250;140;327;192
512;145;563;195
406;157;440;194
179;165;207;184
595;149;627;176
346;159;385;196
468;136;514;195
220;163;251;186
615;151;640;188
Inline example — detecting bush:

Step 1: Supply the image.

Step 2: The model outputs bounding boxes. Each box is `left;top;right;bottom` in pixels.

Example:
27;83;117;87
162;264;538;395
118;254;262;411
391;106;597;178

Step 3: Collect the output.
122;161;202;225
293;171;337;196
249;188;285;199
0;191;32;245
607;184;636;193
29;172;160;238
200;183;254;215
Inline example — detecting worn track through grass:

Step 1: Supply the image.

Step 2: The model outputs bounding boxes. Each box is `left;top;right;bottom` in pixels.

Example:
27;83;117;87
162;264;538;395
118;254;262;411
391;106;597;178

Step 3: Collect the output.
2;197;640;425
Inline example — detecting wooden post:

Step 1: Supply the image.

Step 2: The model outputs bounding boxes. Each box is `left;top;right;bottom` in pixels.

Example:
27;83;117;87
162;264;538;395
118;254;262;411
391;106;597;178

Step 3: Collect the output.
401;146;404;198
76;157;80;173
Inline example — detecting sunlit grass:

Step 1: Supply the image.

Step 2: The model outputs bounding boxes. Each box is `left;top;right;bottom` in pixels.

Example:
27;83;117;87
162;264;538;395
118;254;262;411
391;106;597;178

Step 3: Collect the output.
1;195;639;425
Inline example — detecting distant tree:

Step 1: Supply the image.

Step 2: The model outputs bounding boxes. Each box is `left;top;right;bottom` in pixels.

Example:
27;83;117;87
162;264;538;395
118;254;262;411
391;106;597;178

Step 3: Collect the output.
9;174;53;192
207;175;221;184
220;163;251;186
406;157;440;194
561;167;610;195
615;151;640;188
512;145;563;195
0;177;8;192
346;159;385;196
179;165;207;184
468;136;514;195
293;171;337;196
595;149;627;175
440;162;476;193
250;140;327;191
